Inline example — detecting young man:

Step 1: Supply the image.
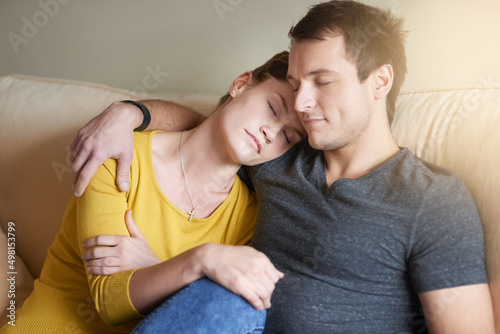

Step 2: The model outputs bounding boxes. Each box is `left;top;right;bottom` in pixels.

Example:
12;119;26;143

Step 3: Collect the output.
71;1;494;332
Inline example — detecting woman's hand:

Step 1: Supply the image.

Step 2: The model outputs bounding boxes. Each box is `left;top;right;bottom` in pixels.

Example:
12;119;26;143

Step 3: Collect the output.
195;243;285;311
82;210;162;275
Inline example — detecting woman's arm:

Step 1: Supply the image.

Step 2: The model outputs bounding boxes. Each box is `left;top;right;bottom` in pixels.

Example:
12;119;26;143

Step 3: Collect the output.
82;210;163;275
129;242;282;314
71;100;206;197
82;211;283;314
77;158;143;326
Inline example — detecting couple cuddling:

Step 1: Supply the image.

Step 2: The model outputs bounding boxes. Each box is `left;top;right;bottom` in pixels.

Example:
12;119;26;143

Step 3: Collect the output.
5;1;494;333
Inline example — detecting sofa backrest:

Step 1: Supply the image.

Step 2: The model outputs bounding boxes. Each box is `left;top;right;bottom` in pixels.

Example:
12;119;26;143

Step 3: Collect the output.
1;74;499;326
392;86;500;321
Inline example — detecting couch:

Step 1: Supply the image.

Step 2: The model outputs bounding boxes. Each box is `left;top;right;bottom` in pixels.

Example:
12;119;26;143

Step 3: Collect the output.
1;74;499;329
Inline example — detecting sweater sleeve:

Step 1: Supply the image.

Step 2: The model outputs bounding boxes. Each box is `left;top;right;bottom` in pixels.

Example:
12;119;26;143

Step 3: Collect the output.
76;158;144;326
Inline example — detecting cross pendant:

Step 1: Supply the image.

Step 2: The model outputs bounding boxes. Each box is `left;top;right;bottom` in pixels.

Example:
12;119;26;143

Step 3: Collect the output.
188;210;195;221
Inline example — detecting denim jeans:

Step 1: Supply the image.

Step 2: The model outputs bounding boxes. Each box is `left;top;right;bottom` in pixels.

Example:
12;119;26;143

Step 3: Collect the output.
132;278;266;334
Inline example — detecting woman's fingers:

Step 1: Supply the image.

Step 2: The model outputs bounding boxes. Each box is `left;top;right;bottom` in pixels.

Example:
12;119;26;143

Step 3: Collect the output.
82;244;120;261
124;210;146;240
81;215;160;274
86;261;122;275
82;234;123;249
199;244;283;310
240;287;266;311
86;257;120;268
230;273;275;310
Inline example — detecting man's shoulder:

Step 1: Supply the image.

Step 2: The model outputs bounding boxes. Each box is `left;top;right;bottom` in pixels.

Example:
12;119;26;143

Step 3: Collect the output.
239;139;321;189
399;149;461;182
397;148;471;199
266;138;320;169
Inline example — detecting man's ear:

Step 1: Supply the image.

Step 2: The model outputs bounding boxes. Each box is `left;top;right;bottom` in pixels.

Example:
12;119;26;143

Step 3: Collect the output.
229;71;253;97
373;64;393;100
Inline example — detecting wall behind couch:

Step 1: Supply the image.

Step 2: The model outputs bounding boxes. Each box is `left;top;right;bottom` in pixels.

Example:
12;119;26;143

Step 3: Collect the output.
1;0;499;95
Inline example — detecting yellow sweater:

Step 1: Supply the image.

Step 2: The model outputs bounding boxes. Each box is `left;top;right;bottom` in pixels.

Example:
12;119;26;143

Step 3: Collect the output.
4;132;258;334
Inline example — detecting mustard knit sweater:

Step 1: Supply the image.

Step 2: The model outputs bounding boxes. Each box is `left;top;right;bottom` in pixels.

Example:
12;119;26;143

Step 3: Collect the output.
3;132;257;334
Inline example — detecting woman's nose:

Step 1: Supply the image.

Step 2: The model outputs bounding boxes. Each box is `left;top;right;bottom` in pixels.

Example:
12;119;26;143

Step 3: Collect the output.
260;122;279;144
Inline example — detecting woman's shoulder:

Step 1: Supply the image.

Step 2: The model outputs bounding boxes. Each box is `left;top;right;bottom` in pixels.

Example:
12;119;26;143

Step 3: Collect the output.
133;130;165;162
133;130;162;147
97;131;160;181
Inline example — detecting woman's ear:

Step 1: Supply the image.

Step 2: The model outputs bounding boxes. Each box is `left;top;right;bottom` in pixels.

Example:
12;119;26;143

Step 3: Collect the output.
229;71;253;97
373;64;393;100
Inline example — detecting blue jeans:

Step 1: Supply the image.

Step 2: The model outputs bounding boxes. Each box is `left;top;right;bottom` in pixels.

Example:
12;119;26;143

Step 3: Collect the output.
132;278;266;334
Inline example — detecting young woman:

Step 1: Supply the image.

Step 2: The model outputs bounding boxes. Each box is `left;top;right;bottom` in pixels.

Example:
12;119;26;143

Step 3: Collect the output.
4;51;306;334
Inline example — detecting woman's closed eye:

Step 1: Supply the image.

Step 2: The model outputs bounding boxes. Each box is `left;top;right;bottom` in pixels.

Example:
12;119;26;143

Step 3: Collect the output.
268;102;277;117
282;130;291;144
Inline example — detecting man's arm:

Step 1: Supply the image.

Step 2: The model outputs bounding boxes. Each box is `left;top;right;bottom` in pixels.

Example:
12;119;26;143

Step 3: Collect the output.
70;99;206;196
419;283;495;333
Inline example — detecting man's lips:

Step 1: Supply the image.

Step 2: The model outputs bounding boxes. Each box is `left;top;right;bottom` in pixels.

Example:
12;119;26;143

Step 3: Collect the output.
302;117;324;126
245;130;262;154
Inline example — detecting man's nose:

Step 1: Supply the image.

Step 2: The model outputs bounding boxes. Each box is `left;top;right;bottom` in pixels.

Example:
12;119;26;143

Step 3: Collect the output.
294;85;315;113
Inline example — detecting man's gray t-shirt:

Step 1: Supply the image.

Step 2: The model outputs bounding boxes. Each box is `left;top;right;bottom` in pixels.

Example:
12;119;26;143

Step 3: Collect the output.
240;140;487;333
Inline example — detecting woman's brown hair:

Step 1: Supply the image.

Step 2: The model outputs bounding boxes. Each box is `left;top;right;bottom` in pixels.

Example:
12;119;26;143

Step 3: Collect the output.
216;50;289;109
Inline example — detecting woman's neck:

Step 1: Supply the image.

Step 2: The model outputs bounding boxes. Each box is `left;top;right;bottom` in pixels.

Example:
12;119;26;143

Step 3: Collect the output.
178;116;241;196
151;110;242;220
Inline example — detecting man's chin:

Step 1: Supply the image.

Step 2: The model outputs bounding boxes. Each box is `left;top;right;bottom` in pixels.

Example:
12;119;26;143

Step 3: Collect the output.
307;135;345;152
307;135;326;150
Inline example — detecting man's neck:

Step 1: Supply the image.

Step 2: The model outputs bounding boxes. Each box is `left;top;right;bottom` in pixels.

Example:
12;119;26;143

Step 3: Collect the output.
323;129;400;187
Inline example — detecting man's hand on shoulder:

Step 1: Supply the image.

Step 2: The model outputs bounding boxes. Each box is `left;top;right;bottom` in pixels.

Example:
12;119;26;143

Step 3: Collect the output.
70;101;141;196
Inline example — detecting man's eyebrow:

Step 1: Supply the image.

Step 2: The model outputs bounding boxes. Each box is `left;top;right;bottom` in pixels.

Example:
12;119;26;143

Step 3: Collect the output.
287;69;339;81
308;69;339;76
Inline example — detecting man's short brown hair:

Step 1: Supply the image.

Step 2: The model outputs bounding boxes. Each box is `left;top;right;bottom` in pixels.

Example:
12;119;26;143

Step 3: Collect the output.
289;0;407;123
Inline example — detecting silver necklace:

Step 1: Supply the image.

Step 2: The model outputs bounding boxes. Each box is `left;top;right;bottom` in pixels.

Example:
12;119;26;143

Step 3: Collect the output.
179;131;233;221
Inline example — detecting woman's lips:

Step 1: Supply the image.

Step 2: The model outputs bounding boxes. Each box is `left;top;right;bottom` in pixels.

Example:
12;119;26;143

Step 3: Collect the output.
245;130;261;154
